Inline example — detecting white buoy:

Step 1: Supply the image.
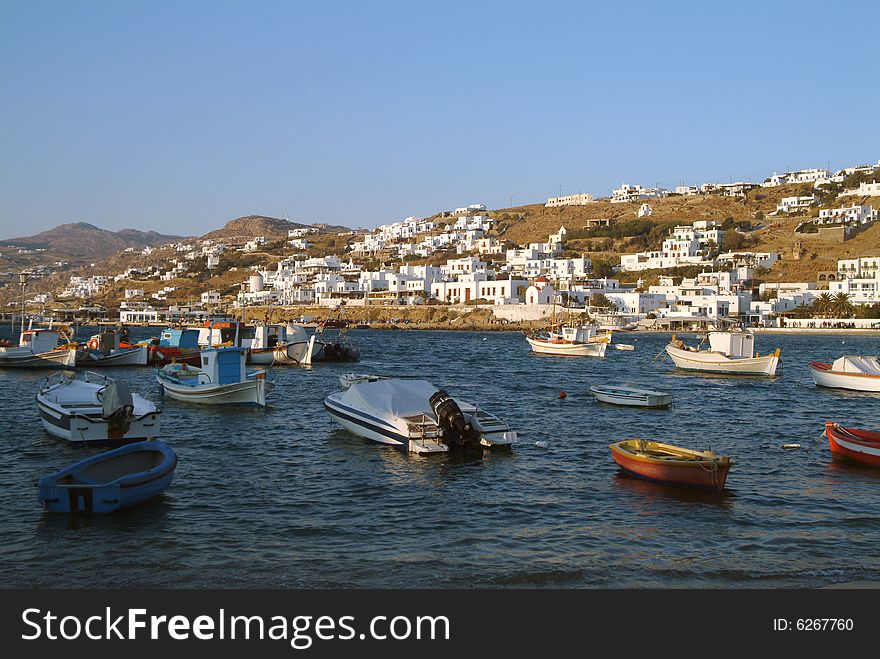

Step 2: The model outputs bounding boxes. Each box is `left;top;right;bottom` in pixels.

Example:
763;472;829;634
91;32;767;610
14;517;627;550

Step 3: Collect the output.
535;441;549;449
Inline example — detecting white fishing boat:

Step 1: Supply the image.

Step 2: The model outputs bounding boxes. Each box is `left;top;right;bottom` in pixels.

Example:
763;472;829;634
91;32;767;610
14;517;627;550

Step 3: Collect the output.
324;378;517;454
665;331;781;376
590;385;673;408
157;339;273;407
526;324;608;357
809;356;880;392
0;327;77;369
77;330;148;366
246;324;318;365
36;371;160;446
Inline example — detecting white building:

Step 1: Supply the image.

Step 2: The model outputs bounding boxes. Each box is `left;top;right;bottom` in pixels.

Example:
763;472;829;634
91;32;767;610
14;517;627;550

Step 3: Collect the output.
611;184;669;204
545;193;594;207
817;204;877;226
201;290;221;305
776;195;817;213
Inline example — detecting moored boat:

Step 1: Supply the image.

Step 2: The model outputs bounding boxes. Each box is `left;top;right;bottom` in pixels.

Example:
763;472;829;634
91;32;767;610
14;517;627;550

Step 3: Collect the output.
124;327;202;366
526;324;608;357
665;331;780;376
247;324;319;365
324;378;516;453
824;421;880;466
157;343;273;406
36;371;160;446
38;440;177;513
590;385;672;408
0;327;77;369
609;440;733;490
77;330;148;366
809;356;880;392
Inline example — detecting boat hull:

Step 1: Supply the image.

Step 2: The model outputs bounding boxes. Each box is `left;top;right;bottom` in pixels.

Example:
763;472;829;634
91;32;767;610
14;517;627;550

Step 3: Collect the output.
37;400;160;447
666;344;780;376
610;441;731;490
0;347;77;369
157;373;270;406
247;340;311;365
809;362;880;392
591;387;672;408
77;345;148;367
38;440;177;513
323;396;448;454
826;422;880;466
526;336;607;357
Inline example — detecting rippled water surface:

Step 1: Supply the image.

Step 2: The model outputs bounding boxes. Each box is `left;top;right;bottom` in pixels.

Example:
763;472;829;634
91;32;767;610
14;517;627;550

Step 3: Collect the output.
1;326;879;588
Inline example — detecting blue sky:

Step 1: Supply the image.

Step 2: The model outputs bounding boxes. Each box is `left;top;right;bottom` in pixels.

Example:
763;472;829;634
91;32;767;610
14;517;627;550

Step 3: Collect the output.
1;0;878;238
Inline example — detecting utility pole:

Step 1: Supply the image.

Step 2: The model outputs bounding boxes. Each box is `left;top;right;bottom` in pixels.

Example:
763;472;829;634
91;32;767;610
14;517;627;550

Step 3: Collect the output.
509;195;513;208
18;272;27;337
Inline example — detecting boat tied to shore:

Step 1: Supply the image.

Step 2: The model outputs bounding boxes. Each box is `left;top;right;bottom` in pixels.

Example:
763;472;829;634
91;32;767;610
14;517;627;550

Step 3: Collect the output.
0;326;78;369
77;329;148;366
609;439;733;490
665;331;781;376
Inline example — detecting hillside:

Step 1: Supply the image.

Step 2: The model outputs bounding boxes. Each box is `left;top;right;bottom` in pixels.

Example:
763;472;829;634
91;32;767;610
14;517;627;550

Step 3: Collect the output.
0;222;184;260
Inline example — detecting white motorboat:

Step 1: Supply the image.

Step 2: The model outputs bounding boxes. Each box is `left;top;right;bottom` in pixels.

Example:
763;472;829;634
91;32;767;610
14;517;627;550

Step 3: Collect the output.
526;325;608;357
590;384;673;408
809;356;880;392
36;371;160;446
77;330;148;366
157;344;273;406
665;331;781;376
324;378;517;454
0;327;77;369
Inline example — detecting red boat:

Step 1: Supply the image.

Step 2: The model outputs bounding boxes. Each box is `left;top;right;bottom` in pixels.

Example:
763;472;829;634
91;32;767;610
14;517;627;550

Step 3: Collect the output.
122;327;203;366
825;421;880;467
609;440;733;490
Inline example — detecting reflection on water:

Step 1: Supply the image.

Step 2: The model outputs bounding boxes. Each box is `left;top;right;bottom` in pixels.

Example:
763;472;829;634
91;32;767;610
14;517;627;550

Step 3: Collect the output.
0;326;879;588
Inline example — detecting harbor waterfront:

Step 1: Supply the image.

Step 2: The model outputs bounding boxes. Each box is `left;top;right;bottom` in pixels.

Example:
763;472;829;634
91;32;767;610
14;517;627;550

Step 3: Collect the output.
1;326;879;588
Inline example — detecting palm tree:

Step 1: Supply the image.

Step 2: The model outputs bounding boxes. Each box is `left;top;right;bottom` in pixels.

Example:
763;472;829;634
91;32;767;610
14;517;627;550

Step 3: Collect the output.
814;292;833;317
831;292;855;318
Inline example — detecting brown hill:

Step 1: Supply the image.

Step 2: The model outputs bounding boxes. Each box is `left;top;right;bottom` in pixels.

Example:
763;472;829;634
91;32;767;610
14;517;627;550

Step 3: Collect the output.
200;215;351;242
0;222;184;260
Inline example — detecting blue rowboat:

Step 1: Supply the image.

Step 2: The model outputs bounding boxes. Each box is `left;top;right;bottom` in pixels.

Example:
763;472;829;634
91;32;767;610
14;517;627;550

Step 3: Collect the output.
38;440;177;513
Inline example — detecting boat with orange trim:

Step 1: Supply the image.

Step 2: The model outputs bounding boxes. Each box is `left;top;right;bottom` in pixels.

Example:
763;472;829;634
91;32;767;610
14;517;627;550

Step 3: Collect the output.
824;422;880;466
809;356;880;392
609;439;733;490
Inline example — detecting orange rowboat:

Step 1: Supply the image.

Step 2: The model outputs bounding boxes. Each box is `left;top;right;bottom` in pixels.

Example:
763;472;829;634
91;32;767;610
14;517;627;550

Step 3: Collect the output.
825;422;880;467
609;440;733;490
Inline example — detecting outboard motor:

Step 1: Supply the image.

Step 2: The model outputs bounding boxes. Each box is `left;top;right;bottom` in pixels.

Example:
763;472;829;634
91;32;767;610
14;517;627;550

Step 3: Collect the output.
101;381;135;439
429;390;480;451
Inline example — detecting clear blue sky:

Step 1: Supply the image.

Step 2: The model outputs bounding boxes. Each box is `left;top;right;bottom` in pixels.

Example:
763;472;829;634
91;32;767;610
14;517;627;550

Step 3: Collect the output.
1;0;878;238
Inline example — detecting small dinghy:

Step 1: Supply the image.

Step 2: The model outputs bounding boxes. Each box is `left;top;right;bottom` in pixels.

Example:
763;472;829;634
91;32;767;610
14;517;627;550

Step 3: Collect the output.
609;439;733;490
824;421;880;467
38;440;177;513
590;385;672;408
36;372;160;446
